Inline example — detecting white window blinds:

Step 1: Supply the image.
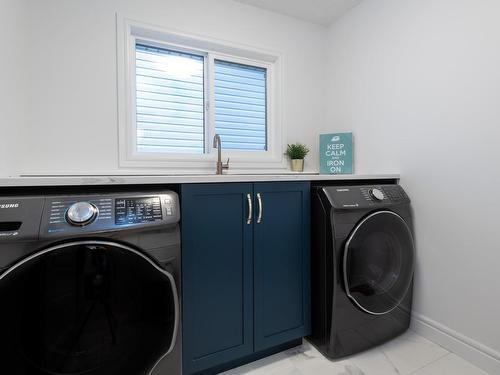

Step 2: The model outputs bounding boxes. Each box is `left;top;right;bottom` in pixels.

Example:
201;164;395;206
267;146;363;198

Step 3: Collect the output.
134;44;268;154
135;44;205;154
214;60;267;151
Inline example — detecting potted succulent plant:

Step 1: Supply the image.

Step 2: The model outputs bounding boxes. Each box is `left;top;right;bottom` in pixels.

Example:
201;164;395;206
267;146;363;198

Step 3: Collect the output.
286;143;310;172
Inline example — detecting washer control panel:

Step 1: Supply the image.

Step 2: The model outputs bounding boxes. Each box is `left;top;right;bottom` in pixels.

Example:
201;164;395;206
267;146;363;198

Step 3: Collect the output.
323;184;409;209
41;192;179;237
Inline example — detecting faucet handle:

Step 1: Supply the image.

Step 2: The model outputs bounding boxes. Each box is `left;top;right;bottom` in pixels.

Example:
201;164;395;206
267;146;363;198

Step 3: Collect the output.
223;158;230;169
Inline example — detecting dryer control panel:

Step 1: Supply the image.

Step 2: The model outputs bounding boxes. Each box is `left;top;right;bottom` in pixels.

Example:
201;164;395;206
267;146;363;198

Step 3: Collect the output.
323;184;409;209
40;192;179;238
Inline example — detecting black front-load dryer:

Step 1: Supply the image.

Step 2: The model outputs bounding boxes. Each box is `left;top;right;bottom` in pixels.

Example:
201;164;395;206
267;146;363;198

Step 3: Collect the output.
309;184;415;359
0;191;181;375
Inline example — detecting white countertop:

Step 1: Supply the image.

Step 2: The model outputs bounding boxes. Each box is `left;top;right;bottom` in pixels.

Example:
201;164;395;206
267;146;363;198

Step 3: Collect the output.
0;173;399;187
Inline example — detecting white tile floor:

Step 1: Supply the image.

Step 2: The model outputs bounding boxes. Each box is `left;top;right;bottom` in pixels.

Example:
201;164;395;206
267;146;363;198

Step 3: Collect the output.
220;331;490;375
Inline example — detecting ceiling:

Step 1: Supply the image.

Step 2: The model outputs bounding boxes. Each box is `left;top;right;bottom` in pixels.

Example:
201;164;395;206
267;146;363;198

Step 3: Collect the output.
233;0;363;26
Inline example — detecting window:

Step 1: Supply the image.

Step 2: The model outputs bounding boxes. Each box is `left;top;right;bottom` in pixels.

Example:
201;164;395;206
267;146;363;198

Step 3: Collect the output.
135;45;268;154
136;45;205;154
118;18;283;170
214;60;267;151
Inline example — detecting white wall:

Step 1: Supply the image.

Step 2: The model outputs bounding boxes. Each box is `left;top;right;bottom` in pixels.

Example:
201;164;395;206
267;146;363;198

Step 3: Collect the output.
326;0;500;372
16;0;326;175
0;0;29;177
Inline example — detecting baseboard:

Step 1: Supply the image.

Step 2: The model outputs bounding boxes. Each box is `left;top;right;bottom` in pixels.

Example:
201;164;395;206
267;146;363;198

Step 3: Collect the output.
411;312;500;374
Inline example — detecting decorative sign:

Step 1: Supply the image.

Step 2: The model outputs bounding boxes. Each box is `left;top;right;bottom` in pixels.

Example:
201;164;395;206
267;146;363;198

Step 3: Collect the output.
319;133;353;174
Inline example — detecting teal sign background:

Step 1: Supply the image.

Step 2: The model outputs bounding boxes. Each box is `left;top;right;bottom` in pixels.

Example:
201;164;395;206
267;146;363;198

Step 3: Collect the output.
319;133;353;174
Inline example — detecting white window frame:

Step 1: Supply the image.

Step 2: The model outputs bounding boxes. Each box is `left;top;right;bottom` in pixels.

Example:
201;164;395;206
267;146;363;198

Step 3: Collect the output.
117;15;286;172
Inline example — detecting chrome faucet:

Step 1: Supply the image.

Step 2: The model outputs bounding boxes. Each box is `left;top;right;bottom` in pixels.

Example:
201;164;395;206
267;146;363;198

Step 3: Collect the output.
213;134;229;175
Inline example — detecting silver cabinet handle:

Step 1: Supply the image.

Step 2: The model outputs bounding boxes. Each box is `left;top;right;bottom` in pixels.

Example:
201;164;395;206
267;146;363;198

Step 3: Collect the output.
257;193;263;224
246;193;252;224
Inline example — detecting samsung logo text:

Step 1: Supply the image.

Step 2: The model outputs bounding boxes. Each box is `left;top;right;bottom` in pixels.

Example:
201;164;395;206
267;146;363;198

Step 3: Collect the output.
0;203;20;209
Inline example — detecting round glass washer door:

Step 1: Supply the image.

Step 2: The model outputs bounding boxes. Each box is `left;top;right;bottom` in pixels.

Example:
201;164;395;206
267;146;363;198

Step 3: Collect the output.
0;240;179;375
343;211;415;315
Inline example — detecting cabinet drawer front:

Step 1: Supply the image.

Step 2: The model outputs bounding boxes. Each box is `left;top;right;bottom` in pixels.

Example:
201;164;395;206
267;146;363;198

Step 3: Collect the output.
181;183;254;374
253;182;311;351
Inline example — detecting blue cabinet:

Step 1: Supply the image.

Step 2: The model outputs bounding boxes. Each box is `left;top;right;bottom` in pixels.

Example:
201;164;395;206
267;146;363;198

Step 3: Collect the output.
253;182;311;351
181;183;254;375
181;182;310;374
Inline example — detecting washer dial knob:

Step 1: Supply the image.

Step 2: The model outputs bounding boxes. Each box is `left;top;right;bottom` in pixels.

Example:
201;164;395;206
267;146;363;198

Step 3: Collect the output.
369;188;385;201
66;202;98;226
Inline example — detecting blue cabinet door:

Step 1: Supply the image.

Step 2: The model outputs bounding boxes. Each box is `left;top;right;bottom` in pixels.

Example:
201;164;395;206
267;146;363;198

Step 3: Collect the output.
253;182;311;351
181;183;254;375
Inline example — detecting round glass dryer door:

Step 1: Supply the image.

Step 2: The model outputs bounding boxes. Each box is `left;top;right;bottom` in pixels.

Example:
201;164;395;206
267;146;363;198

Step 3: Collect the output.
0;240;179;375
343;211;415;315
